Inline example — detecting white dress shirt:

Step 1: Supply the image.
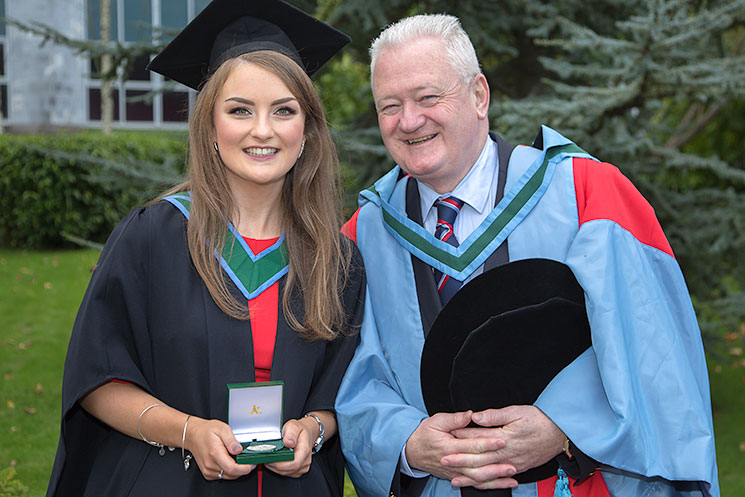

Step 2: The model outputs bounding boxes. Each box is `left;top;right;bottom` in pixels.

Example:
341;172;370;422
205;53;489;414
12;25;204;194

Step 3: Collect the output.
418;137;500;284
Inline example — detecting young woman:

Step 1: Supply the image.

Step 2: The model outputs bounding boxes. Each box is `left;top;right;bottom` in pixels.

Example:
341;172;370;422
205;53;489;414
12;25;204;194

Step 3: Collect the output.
46;2;363;496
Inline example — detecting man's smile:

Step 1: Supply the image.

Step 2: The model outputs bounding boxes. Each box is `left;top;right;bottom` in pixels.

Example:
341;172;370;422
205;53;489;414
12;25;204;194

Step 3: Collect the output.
406;134;438;145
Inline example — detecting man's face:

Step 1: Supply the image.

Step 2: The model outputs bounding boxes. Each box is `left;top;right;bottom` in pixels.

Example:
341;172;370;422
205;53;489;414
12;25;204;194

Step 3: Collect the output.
373;37;489;193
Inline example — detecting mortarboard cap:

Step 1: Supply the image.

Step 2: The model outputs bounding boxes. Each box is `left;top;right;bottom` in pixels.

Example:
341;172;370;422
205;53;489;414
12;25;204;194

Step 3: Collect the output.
147;0;351;90
420;259;592;495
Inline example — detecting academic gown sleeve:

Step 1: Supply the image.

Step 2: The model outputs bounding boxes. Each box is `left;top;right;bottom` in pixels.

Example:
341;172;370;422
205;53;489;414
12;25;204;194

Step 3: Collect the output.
336;291;430;497
535;159;719;497
336;210;430;497
46;206;163;497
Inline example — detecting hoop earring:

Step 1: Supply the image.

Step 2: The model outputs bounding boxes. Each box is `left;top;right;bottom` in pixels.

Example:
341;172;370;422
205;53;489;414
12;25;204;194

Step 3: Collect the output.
213;142;219;153
297;138;305;159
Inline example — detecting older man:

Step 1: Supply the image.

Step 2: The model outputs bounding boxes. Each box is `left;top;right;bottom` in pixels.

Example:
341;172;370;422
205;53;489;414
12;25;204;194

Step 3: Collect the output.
336;13;718;497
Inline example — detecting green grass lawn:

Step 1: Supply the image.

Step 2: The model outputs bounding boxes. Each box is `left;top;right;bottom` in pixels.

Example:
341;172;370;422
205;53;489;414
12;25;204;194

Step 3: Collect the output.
709;359;745;494
1;249;100;496
1;249;744;496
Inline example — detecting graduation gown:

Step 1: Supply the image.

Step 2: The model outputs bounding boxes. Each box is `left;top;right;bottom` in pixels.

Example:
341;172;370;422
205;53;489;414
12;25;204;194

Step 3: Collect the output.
46;200;365;497
335;126;718;497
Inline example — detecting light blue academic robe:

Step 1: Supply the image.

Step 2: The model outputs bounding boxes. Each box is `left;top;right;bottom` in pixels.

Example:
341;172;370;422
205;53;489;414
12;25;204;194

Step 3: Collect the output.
335;127;719;497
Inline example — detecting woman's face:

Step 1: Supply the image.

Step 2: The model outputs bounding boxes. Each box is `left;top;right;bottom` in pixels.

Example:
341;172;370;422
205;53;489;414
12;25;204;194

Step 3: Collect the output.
213;62;306;195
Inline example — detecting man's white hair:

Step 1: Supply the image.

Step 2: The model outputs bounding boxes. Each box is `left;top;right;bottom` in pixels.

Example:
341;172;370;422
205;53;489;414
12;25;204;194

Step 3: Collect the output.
369;14;481;88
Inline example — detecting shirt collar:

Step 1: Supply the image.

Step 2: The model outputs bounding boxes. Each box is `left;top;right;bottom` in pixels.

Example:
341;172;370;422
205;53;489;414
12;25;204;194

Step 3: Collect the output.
418;137;498;216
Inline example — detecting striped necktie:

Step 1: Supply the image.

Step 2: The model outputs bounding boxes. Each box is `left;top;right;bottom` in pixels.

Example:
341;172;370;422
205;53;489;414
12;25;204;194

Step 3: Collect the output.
433;196;464;304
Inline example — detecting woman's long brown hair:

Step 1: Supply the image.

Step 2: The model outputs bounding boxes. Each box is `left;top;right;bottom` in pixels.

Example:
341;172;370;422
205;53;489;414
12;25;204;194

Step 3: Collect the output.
160;51;351;341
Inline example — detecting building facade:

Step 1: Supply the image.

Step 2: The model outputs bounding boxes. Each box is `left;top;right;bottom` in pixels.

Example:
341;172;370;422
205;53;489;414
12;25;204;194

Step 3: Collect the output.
1;0;209;132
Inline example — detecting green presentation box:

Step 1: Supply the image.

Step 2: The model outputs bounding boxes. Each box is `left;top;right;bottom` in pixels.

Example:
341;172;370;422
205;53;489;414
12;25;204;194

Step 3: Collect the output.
227;381;294;464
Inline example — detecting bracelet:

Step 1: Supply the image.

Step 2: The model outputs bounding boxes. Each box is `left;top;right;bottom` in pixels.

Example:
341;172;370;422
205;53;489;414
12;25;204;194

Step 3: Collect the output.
137;403;167;455
303;413;325;454
182;415;193;471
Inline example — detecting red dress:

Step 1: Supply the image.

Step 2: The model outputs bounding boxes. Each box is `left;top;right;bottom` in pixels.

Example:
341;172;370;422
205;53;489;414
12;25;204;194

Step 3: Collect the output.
244;236;280;497
244;236;279;383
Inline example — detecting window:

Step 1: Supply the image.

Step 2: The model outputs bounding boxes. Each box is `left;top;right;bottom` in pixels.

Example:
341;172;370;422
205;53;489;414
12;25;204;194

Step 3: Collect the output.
0;85;7;123
86;0;208;128
1;0;7;120
88;88;121;120
162;90;189;122
124;0;152;43
160;0;186;41
0;0;5;37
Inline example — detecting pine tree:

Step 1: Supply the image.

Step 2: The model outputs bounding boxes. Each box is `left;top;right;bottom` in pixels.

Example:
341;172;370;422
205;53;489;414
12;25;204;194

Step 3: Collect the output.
490;0;745;345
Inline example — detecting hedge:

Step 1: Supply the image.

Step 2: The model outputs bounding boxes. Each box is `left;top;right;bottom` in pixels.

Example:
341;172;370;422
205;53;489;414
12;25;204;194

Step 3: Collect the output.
0;131;187;249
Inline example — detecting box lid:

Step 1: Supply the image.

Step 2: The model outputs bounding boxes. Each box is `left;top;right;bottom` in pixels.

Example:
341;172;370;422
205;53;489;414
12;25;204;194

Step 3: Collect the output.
227;381;284;443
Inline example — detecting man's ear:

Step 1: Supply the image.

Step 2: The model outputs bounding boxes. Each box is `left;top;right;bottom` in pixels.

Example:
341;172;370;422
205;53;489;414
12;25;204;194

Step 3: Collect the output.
472;73;490;120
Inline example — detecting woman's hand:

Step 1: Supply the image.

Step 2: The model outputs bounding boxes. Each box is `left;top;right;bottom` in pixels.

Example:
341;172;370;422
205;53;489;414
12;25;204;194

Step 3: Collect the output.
185;417;256;481
264;417;316;477
80;382;256;481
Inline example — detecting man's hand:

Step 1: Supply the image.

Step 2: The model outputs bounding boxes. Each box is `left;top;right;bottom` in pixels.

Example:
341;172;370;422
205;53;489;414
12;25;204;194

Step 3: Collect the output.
443;405;565;489
405;411;517;487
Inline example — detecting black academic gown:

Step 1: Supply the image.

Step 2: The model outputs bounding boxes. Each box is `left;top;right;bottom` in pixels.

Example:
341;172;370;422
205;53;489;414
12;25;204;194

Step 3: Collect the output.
46;201;365;497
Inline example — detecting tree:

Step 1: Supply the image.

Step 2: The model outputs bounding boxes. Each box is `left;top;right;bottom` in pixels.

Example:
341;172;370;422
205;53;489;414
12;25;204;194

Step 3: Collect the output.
99;0;113;135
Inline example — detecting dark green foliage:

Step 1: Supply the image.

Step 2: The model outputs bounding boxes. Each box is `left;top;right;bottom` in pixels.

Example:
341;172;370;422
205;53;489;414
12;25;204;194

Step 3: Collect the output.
487;0;745;342
318;53;371;127
0;131;186;249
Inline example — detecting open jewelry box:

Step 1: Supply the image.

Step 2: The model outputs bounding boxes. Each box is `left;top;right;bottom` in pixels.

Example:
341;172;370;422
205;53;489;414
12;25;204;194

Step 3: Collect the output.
227;381;294;464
